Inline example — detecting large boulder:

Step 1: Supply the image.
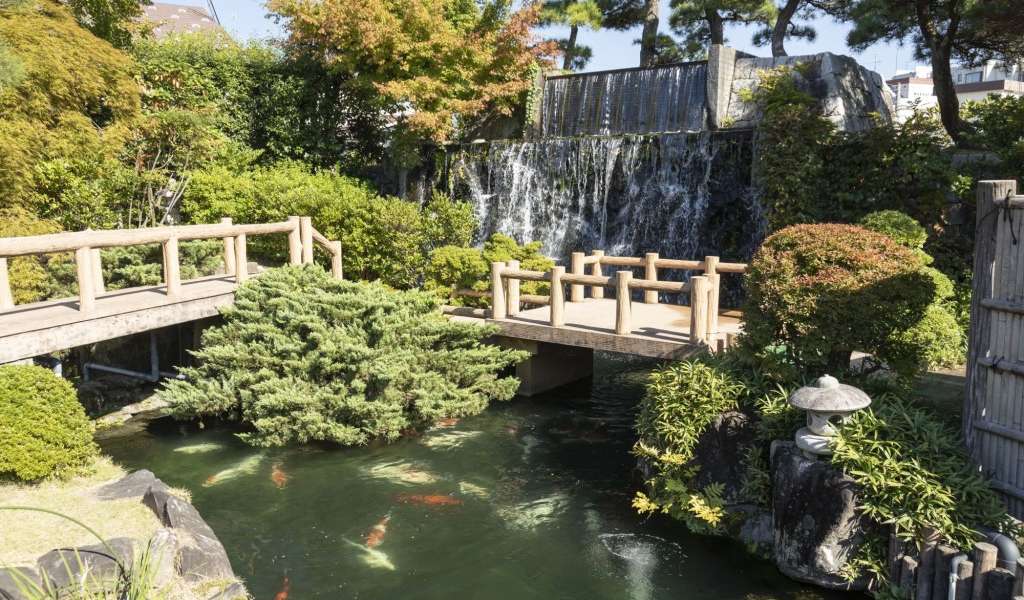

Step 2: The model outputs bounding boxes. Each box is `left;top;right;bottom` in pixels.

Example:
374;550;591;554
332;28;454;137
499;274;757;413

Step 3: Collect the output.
691;410;758;503
0;567;40;600
97;469;169;500
770;441;868;590
161;496;234;581
36;538;136;592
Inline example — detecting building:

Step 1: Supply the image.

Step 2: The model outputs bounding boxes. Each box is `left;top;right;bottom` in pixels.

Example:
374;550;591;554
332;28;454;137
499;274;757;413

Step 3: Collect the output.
142;2;224;39
885;60;1024;121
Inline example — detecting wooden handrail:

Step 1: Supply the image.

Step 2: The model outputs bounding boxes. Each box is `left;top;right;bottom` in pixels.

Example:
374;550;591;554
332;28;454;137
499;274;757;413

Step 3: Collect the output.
0;216;343;315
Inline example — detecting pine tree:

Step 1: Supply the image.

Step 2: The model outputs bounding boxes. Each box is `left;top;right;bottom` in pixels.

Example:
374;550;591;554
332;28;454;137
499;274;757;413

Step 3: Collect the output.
160;266;528;447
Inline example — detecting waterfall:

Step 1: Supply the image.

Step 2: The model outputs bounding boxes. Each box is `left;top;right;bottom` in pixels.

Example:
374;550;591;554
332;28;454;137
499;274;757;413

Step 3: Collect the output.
539;63;708;137
445;131;761;266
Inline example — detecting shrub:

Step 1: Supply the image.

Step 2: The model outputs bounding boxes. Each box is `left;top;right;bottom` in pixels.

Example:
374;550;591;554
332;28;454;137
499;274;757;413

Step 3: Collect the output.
159;265;527;447
859;210;929;258
743;224;937;379
0;207;64;303
833;396;1019;583
0;365;98;481
425;233;555;306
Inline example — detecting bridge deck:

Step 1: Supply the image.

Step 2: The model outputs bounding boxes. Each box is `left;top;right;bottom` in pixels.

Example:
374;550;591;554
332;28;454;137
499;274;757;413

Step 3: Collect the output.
449;298;742;359
0;275;238;363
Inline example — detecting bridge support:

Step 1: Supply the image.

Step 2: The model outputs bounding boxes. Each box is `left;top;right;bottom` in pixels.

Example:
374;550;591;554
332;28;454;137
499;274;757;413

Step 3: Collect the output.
497;338;593;397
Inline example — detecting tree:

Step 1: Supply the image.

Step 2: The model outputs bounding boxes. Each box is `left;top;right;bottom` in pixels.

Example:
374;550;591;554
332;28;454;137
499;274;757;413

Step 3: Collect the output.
837;0;1023;145
639;0;660;66
751;0;831;56
268;0;557;146
64;0;150;49
540;0;604;70
669;0;774;50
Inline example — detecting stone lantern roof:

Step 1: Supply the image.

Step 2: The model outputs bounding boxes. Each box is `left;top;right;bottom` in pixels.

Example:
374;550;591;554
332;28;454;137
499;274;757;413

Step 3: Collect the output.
789;375;872;412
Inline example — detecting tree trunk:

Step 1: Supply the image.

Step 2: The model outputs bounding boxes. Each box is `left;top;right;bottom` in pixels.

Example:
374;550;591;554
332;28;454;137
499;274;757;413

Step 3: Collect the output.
914;0;964;144
563;24;579;70
772;0;802;57
639;0;659;67
706;9;724;45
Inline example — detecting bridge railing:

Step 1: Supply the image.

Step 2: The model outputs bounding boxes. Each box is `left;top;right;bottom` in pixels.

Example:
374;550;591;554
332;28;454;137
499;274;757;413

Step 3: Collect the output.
487;251;748;345
0;216;342;314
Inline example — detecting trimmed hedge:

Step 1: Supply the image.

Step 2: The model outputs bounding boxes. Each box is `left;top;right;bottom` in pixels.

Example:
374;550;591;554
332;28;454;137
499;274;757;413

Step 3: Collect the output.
0;365;97;481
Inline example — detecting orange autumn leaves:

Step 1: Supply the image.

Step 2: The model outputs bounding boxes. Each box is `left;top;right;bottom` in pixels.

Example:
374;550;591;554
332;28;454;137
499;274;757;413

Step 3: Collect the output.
268;0;558;142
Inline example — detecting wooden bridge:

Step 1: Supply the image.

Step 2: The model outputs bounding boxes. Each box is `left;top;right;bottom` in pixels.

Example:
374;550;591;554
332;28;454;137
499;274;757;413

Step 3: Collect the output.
447;251;747;393
0;217;342;364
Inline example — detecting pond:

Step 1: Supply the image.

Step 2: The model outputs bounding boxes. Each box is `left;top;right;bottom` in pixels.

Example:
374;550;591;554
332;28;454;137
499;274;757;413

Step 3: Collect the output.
101;355;850;599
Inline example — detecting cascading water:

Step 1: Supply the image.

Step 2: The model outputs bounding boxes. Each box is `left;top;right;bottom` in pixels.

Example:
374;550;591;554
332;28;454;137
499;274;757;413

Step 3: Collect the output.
539;63;708;137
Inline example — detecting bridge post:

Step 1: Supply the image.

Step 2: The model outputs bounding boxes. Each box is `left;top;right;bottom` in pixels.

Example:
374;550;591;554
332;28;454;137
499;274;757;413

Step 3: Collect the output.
644;252;659;304
704;256;720;337
90;248;104;293
0;258;13;310
288;216;302;265
220;217;236;276
549;266;565;327
330;241;344;279
163;237;182;299
615;270;632;335
234;234;249;283
690;275;709;344
570;252;584;302
590;250;605;299
75;247;96;313
507;259;520;316
490;261;507;320
300;217;314;264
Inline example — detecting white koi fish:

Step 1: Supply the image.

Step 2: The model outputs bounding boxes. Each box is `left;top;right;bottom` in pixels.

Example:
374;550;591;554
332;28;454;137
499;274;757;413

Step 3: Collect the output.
203;454;264;487
343;538;396;571
173;443;225;455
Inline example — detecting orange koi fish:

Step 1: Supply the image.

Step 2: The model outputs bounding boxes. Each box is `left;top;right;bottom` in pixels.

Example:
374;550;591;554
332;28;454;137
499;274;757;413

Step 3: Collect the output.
365;514;391;549
435;417;460;428
271;462;289;489
396;493;463;507
273;576;290;600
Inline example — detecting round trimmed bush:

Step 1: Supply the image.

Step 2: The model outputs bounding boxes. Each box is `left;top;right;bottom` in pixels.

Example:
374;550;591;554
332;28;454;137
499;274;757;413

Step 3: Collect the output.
0;365;98;481
743;224;936;377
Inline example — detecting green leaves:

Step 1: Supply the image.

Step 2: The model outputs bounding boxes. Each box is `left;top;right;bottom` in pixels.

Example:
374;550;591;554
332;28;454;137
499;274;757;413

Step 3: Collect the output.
160;265;527;447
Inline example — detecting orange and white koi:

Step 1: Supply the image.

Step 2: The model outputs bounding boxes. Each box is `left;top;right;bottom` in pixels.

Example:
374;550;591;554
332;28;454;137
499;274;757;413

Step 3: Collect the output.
365;514;391;549
271;462;289;489
273;576;290;600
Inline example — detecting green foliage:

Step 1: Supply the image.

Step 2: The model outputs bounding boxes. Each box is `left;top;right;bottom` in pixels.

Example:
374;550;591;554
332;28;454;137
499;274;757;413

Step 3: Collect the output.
65;0;147;49
858;210;928;255
749;66;953;230
832;395;1019;571
100;241;224;291
159;266;527;447
424;233;554;305
743;224;938;379
0;365;98;482
0;207;65;303
963;94;1024;176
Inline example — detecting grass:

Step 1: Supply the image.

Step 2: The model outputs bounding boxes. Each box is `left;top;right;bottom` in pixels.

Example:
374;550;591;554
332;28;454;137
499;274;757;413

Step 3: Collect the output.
0;457;161;566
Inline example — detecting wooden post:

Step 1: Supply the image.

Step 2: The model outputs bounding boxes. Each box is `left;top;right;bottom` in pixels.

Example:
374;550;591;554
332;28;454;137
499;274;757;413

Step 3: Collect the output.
288;216;302;265
507;259;521;316
900;555;919;597
987;569;1015;600
300;216;314;264
933;545;958;600
957;560;975;600
491;261;507;320
705;256;720;335
973;542;998;600
220;217;235;276
615;270;632;335
570;252;585;302
330;241;343;279
549;265;565;327
690;275;709;343
644;252;659;304
0;257;13;310
91;248;104;294
1014;557;1024;596
75;246;95;313
591;250;605;299
234;233;248;284
888;528;904;584
916;534;937;600
163;237;182;299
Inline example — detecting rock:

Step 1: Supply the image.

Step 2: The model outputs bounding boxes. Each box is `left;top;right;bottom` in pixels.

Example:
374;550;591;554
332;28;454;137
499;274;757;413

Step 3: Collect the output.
0;567;41;600
737;509;774;556
37;538;136;592
204;580;248;600
143;487;173;520
770;442;868;590
691;410;757;503
147;528;179;589
161;496;234;581
97;470;169;500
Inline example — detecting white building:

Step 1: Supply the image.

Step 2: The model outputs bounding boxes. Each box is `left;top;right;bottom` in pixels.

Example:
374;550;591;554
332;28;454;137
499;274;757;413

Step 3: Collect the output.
885;60;1024;121
142;3;225;39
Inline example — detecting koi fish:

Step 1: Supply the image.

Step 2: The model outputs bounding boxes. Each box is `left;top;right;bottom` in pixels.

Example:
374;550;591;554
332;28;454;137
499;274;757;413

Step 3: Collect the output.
420;430;482;450
434;417;460;428
395;493;463;506
364;460;439;485
202;454;264;487
273;576;290;600
343;539;396;571
365;514;391;548
173;443;225;455
457;481;490;500
271;462;289;489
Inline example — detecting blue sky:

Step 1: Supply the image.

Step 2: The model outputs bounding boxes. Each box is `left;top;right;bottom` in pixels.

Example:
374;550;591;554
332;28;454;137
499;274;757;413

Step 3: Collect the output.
183;0;918;78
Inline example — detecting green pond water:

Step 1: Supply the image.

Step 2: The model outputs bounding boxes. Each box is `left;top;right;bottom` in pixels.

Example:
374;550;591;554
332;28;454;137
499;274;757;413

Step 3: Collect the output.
101;356;851;600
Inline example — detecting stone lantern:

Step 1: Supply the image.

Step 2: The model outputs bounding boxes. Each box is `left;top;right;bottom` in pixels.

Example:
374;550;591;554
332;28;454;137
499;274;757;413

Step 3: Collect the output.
789;375;871;458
